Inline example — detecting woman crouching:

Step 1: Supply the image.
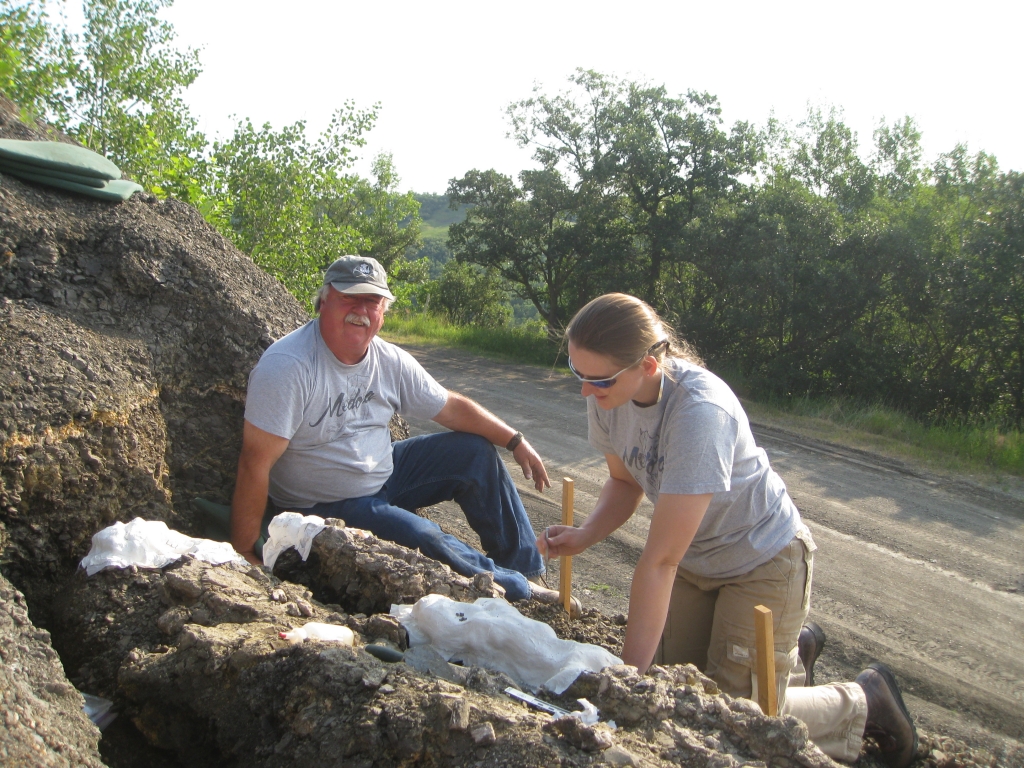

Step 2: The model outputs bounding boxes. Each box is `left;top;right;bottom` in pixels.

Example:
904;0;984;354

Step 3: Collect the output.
540;293;918;768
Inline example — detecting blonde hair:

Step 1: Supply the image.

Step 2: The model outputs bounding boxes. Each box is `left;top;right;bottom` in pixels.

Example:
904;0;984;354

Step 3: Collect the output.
565;293;702;369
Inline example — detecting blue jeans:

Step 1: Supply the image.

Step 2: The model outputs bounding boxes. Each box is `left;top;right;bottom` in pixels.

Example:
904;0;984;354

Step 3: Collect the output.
299;432;544;601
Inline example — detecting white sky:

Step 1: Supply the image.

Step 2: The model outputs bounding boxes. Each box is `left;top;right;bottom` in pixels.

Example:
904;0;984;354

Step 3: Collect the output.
155;0;1022;194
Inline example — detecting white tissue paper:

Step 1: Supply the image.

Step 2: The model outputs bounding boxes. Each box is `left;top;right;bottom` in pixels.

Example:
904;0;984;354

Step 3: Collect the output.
574;698;601;725
79;518;244;576
391;594;622;694
279;622;355;645
260;512;326;570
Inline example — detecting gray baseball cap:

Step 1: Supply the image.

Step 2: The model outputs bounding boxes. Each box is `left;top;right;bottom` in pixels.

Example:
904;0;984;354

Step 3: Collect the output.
323;255;395;300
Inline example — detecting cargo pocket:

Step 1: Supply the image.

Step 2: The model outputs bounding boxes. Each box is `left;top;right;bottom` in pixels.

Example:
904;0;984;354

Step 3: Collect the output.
724;635;756;699
746;645;795;709
794;527;816;612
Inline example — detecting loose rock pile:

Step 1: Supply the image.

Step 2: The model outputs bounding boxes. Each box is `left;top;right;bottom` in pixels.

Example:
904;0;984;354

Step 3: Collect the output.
53;523;841;767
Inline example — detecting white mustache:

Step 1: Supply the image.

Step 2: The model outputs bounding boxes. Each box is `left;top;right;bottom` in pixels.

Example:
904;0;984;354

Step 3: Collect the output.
345;313;371;327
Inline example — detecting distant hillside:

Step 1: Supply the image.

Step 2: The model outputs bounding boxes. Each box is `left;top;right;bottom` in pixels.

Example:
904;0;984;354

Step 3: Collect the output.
415;192;470;230
410;193;470;274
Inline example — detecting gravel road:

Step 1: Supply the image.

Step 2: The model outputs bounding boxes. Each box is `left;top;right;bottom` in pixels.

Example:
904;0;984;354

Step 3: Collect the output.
399;342;1024;759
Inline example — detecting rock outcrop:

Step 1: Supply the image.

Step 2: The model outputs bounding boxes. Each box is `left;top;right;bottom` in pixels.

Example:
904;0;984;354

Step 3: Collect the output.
0;94;307;623
0;572;105;767
59;524;838;768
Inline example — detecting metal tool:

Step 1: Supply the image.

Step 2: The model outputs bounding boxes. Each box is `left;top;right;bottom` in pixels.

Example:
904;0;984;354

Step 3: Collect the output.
504;687;572;718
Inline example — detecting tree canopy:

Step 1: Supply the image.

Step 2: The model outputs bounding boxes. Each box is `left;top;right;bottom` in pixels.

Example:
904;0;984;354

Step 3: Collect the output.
448;71;1024;429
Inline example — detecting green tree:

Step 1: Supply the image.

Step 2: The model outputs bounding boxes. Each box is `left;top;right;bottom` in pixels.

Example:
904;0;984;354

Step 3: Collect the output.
1;0;208;201
964;171;1024;427
426;260;512;328
448;167;601;334
351;152;422;271
388;255;432;312
0;0;74;122
67;0;205;197
212;104;378;303
789;105;875;214
508;69;761;304
872;116;924;201
212;106;425;308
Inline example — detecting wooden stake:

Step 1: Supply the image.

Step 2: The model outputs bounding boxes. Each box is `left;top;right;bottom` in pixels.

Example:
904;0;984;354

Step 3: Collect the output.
560;478;574;615
754;604;778;716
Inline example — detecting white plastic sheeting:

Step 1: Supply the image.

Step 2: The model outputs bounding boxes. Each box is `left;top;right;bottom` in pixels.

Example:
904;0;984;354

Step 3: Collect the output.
261;512;326;570
79;518;244;576
392;594;622;694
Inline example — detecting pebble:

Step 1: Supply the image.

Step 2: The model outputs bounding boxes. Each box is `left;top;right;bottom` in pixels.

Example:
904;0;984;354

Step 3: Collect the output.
471;722;496;746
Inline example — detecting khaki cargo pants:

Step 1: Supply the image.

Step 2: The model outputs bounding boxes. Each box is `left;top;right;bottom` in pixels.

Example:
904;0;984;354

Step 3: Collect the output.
652;528;867;762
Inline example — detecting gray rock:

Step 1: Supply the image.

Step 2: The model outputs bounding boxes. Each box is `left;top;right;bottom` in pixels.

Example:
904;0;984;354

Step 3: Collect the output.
0;573;104;767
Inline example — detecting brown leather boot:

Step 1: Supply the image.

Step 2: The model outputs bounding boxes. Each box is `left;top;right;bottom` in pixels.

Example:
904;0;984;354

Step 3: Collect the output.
797;621;826;686
855;663;918;768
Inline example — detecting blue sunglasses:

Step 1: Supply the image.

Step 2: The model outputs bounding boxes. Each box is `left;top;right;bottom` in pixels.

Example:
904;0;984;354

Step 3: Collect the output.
568;341;668;389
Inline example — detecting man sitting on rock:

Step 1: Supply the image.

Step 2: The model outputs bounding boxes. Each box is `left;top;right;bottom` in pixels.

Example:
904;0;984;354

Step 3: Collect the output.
230;255;567;608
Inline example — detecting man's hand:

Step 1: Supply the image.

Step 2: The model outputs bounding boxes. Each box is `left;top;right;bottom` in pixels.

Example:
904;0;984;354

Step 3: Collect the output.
238;549;262;567
512;438;550;491
432;392;551;491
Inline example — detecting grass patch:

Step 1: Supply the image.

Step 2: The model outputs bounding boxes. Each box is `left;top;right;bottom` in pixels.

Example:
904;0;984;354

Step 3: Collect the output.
382;311;562;368
419;224;450;242
744;396;1024;479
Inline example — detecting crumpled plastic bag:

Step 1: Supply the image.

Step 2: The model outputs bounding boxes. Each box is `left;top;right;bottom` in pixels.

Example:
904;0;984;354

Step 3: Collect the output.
261;512;326;570
391;594;622;694
79;518;244;576
82;693;118;731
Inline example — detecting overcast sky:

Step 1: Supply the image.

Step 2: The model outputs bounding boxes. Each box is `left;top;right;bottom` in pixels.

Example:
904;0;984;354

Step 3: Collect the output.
159;0;1021;194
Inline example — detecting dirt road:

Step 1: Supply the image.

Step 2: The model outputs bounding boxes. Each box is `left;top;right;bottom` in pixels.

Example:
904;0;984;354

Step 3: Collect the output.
399;343;1024;756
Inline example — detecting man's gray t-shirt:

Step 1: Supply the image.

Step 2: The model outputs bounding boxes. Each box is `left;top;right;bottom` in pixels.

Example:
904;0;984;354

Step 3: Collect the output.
245;321;448;508
588;358;800;579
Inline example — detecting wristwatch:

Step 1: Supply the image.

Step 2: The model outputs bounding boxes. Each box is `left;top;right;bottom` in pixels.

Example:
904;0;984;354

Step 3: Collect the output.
505;431;525;451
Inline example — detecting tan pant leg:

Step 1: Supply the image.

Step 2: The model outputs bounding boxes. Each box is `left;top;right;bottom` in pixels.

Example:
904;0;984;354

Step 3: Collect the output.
698;531;867;763
783;684;868;762
655;532;866;763
653;567;718;670
704;536;809;700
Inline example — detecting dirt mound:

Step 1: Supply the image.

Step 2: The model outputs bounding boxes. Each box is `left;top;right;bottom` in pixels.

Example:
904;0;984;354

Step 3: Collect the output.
0;94;308;623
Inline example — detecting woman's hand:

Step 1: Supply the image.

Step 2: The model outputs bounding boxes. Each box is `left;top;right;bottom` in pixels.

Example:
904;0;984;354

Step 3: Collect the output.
537;524;592;558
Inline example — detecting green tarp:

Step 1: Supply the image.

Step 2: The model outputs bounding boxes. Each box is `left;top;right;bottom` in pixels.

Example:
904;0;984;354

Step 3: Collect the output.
0;157;108;188
0;139;120;179
0;139;144;201
3;166;143;201
193;498;272;559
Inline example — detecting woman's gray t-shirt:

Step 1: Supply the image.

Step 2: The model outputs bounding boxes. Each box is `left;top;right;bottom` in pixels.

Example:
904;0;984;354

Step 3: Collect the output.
588;358;800;579
244;321;448;508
